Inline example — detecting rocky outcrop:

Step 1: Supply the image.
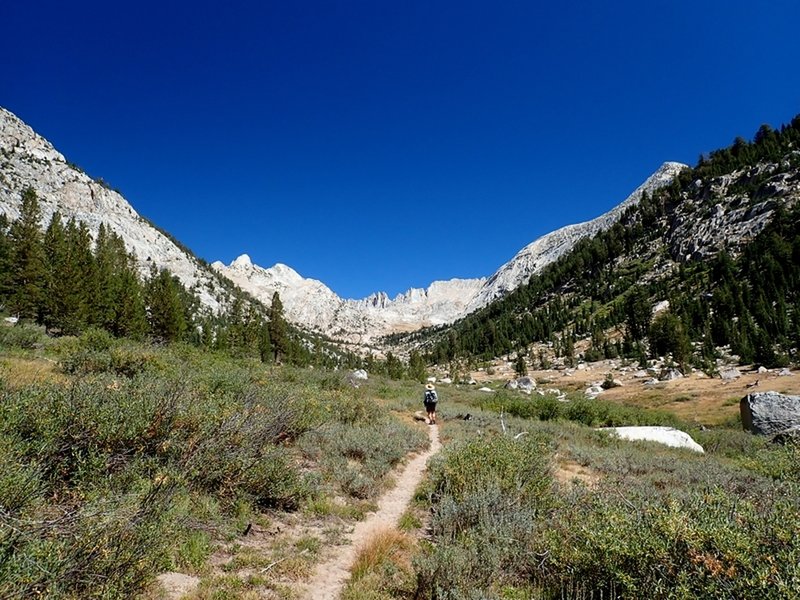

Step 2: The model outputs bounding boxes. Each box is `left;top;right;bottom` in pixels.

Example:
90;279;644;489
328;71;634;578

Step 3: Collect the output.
740;392;800;436
669;163;800;262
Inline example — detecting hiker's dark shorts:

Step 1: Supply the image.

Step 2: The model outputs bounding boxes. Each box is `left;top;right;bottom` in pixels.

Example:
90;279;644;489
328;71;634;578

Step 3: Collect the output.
424;401;437;412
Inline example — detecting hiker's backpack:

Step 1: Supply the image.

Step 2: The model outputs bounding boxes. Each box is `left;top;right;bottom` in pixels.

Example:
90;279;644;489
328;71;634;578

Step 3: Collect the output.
424;389;437;403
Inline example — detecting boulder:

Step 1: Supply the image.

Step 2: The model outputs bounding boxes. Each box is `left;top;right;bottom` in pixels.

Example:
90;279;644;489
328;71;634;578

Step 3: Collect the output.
516;376;536;392
439;377;452;384
504;379;519;390
600;426;704;453
720;367;742;381
740;392;800;436
779;368;792;377
660;368;684;381
757;366;769;374
478;387;494;393
426;376;437;383
351;369;368;381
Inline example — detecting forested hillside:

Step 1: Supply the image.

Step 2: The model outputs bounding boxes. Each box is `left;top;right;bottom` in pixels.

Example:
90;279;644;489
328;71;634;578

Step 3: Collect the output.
416;116;800;370
0;188;358;369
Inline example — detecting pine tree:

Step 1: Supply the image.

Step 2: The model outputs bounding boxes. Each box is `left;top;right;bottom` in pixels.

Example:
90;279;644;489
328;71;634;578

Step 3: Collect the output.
146;267;187;342
408;350;427;382
0;214;11;301
514;353;528;376
267;291;288;363
7;187;46;321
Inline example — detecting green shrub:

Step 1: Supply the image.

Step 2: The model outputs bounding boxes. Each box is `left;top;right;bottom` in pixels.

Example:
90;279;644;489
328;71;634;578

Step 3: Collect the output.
0;323;46;349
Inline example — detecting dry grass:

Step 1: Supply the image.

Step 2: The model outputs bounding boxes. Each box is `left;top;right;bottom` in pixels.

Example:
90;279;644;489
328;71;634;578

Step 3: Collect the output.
0;356;66;387
350;527;413;580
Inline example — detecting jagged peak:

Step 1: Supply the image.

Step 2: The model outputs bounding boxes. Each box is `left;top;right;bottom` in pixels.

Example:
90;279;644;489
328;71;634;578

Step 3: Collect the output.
231;254;253;268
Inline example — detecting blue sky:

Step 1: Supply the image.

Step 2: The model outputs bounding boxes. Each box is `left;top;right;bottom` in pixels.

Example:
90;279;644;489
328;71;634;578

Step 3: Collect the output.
3;1;799;299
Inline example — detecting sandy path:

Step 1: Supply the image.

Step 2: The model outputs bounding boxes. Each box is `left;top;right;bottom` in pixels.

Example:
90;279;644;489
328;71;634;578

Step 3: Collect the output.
299;423;441;600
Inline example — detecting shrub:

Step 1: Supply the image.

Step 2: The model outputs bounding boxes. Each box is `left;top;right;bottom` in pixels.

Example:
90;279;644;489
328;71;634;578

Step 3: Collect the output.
0;323;46;349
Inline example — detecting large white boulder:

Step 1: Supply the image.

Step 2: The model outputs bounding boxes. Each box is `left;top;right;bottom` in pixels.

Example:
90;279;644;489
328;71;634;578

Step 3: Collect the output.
600;426;705;453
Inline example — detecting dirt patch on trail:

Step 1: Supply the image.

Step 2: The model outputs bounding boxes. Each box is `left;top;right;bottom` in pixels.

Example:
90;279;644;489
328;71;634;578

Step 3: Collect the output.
298;424;441;600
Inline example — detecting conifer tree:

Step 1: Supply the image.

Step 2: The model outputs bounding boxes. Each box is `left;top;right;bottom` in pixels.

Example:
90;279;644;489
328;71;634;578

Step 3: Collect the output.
408;350;427;382
7;187;46;320
0;214;11;301
146;267;187;342
268;291;288;363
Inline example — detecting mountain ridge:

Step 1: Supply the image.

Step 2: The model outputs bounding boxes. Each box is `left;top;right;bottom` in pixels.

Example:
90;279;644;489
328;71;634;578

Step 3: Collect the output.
213;162;686;342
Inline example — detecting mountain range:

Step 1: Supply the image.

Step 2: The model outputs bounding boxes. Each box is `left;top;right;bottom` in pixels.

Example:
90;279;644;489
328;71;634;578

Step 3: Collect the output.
1;106;688;345
211;162;686;342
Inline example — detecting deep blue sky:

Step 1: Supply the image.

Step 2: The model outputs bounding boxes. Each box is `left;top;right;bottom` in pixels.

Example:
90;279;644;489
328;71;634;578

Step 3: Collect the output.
3;1;799;299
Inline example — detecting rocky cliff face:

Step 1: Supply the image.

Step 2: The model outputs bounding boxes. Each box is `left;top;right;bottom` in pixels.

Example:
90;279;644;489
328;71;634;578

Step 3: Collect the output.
214;163;686;342
667;160;800;261
212;255;486;344
0;107;226;312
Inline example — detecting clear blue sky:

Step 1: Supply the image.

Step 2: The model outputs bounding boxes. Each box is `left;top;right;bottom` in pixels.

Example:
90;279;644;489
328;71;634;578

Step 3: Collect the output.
3;1;799;299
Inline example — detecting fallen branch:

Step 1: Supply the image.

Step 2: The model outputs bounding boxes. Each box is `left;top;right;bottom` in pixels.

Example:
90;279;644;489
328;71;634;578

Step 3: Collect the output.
260;548;309;573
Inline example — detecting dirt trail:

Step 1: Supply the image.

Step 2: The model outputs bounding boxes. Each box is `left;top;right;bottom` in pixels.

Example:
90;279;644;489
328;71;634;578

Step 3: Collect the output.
299;423;441;600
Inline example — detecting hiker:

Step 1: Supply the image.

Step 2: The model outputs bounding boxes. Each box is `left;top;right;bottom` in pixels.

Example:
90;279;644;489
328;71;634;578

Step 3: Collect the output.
423;383;438;425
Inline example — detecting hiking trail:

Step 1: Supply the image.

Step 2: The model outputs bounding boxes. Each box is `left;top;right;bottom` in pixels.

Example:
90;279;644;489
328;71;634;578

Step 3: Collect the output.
299;422;441;600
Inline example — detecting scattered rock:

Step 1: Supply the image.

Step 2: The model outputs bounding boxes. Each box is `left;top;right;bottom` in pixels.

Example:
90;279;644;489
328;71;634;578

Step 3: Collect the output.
633;370;649;378
644;378;660;386
720;367;742;381
439;377;452;384
478;387;494;393
740;391;800;436
600;426;705;453
602;378;623;389
346;369;369;387
778;368;792;377
652;299;670;315
516;376;536;392
426;376;437;383
3;316;18;325
351;369;368;380
660;368;684;381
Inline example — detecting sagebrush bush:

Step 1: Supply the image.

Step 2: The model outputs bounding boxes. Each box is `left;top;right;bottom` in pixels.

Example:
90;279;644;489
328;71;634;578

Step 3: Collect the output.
416;416;800;599
0;322;45;349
